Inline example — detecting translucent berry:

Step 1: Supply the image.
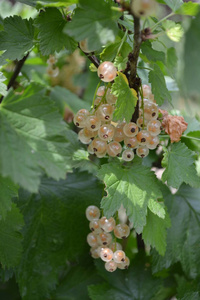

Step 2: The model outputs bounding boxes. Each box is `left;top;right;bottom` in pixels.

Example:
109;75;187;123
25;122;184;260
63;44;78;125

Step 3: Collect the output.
136;146;149;158
85;115;101;131
91;138;107;154
86;205;100;221
47;66;59;77
106;88;117;104
90;247;99;259
99;216;116;232
96;86;106;97
113;126;125;142
136;116;147;129
47;55;57;65
98;124;115;141
131;0;156;18
105;260;117;272
93;97;102;109
147;135;159;150
97;61;117;82
122;149;134;162
97;232;112;246
89;219;102;233
137;130;151;145
117;256;130;269
96;149;107;158
73;114;87;128
110;242;122;252
147;120;161;136
113;250;126;263
107;141;122;157
123;122;139;137
88;143;95;154
142;84;151;98
87;232;98;247
78;129;91;144
114;224;130;239
100;248;114;262
96;104;114;121
83;127;98;139
124;136;138;149
79;39;95;53
144;102;158;120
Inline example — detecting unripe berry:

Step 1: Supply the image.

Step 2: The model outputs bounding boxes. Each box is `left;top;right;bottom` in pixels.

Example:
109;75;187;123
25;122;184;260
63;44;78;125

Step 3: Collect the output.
105;260;117;272
117;256;130;269
136;145;149;158
100;248;114;262
87;232;98;247
106;88;117;104
97;61;117;82
98;124;115;141
113;250;126;263
114;224;130;239
107;141;122;157
86;205;100;221
122;149;134;161
123;122;139;137
137;130;151;145
147;120;161;136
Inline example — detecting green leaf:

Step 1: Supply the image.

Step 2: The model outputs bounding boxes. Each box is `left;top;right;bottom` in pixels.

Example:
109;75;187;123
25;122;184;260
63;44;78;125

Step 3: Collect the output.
0;72;7;96
34;8;77;56
183;10;200;96
16;171;103;300
166;47;177;74
0;16;34;61
0;176;18;220
184;117;200;135
176;276;200;300
141;41;165;63
88;256;162;300
97;159;162;231
143;209;171;255
112;72;138;122
64;0;121;50
152;184;200;279
163;0;183;11
163;20;184;42
0;84;75;193
149;63;172;105
0;203;24;268
17;0;78;7
176;1;200;16
162;142;200;189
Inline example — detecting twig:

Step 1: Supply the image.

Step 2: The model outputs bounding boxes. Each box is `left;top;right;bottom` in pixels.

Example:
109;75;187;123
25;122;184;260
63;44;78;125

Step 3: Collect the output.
78;45;100;68
0;52;29;103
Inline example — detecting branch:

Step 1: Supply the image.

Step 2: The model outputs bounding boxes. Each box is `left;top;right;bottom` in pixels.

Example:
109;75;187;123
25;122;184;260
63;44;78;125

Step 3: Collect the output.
78;45;100;68
0;52;29;103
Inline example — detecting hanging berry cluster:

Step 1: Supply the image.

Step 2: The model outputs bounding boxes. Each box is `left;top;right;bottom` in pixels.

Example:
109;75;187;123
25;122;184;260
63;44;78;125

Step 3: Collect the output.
86;205;130;272
74;61;161;161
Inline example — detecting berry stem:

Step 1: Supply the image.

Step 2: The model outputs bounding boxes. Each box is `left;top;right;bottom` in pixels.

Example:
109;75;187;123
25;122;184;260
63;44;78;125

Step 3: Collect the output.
139;85;145;128
150;12;175;32
116;29;128;56
91;81;101;111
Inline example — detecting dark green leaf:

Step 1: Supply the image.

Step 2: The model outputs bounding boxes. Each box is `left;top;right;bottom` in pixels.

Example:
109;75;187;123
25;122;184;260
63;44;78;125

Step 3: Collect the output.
17;0;78;7
0;72;7;96
0;176;18;220
141;41;165;63
166;47;177;74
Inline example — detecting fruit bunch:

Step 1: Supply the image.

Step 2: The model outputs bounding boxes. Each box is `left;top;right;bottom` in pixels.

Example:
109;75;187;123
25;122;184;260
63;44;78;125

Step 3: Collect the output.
74;61;161;161
46;55;59;77
86;205;130;272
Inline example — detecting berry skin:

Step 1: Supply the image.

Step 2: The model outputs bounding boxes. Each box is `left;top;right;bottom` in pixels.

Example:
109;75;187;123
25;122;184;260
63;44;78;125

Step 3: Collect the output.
114;224;130;239
122;149;134;161
100;248;114;262
124;136;138;149
110;242;122;252
91;138;107;154
137;130;151;145
123;122;139;137
113;126;125;143
136;146;149;158
93;97;102;109
96;104;114;121
87;232;98;248
147;135;159;150
90;247;100;259
73;110;89;128
78;129;91;144
117;256;130;269
86;205;100;221
79;39;95;53
107;141;122;157
97;61;117;82
99;216;116;232
96;86;106;97
98;124;115;141
106;88;117;104
147;120;161;136
89;219;102;233
131;0;156;18
83;127;98;139
85;115;101;131
88;143;95;155
136;116;147;129
105;260;117;272
97;232;112;246
144;102;158;120
113;250;126;263
142;84;151;98
47;66;59;77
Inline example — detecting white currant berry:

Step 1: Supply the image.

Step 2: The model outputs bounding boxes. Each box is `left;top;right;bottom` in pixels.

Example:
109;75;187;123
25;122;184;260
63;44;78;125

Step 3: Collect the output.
88;143;95;155
114;224;130;239
110;242;122;252
122;149;134;161
131;0;157;18
85;115;101;131
87;232;98;247
147;120;161;136
96;86;106;97
136;145;149;158
47;55;57;65
79;39;95;53
96;104;114;121
86;205;100;221
144;102;158;120
106;88;117;104
123;122;139;137
137;130;151;145
78;129;91;144
124;136;138;149
136;116;147;129
89;219;102;233
90;247;100;259
93;97;102;109
117;256;130;269
142;84;151;98
91;138;107;154
97;61;117;82
97;232;112;246
147;135;159;150
113;250;126;263
47;66;59;77
113;126;125;143
99;216;116;232
105;260;117;272
98;124;115;141
83;127;98;139
100;248;114;262
107;141;122;157
96;149;107;158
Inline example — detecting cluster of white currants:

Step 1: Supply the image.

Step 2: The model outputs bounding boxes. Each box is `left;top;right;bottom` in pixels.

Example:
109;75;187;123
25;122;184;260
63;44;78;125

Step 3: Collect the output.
74;61;161;161
86;205;130;272
46;55;59;77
